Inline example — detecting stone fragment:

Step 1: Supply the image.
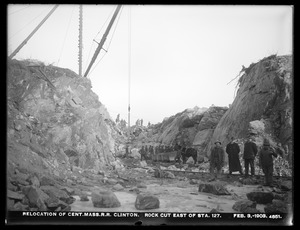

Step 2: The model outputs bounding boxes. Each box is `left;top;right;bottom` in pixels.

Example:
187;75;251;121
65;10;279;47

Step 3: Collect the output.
198;182;231;195
113;184;124;191
135;194;160;210
7;190;25;201
264;199;288;213
91;189;121;208
79;194;89;201
281;180;292;191
232;200;257;212
246;191;274;204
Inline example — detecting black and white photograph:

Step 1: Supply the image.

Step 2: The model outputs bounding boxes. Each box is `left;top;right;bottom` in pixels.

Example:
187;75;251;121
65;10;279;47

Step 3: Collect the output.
6;4;293;225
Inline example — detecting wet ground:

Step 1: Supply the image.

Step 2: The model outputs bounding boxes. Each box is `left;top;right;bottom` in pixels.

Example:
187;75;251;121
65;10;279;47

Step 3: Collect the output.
70;161;269;212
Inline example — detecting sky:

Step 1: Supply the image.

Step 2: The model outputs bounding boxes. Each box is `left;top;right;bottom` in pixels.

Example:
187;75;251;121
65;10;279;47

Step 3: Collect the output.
7;4;293;125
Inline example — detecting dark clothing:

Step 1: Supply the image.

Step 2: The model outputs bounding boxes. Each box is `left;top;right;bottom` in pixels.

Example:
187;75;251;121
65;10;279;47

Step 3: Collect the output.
226;142;242;173
244;159;255;176
243;141;258;159
210;146;225;171
262;165;274;185
259;146;278;185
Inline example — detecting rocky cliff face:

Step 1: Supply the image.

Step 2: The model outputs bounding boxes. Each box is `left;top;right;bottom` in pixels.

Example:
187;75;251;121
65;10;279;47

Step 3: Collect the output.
208;55;293;163
132;106;228;158
7;59;125;178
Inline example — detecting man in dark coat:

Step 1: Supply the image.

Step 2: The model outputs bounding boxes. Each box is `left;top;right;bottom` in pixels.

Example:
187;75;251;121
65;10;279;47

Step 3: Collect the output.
259;138;278;187
226;137;243;175
243;135;258;177
139;146;145;161
210;140;225;180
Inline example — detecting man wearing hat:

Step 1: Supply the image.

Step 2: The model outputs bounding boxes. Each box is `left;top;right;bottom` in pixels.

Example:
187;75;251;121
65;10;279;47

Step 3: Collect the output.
259;138;278;187
209;140;225;181
243;135;258;177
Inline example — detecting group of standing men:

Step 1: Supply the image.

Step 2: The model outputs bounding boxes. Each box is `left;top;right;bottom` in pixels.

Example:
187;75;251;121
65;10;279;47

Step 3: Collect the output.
210;135;278;187
139;144;175;161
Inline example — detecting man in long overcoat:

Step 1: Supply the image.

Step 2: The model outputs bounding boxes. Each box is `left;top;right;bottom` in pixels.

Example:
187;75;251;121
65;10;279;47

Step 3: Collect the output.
259;138;278;187
243;135;258;177
226;137;243;175
210;140;225;180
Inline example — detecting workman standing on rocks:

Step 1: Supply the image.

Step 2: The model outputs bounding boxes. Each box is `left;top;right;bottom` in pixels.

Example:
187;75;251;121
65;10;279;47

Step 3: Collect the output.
243;135;258;177
226;137;243;176
209;140;225;181
259;138;278;187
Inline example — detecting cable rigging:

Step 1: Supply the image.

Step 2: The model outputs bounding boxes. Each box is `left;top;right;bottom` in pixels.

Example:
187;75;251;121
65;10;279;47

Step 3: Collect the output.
83;7;114;73
8;5;52;41
128;5;131;130
88;5;124;76
83;5;122;78
9;5;59;59
8;5;31;16
57;5;75;65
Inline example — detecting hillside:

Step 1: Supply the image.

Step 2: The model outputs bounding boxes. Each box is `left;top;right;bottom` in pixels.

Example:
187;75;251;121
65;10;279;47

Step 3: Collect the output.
208;55;293;164
7;59;126;180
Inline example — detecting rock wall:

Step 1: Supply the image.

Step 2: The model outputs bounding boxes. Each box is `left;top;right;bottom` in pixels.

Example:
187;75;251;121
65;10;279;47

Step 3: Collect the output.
133;106;227;159
7;59;124;176
208;55;293;163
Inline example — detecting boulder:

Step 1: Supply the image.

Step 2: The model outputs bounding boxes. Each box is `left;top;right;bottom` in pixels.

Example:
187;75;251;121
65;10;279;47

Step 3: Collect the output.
190;179;198;185
198;182;231;195
59;186;75;196
45;196;68;210
22;186;49;210
197;155;205;163
129;188;141;194
246;191;274;204
137;184;147;189
40;185;69;203
186;156;195;164
91;190;121;208
79;194;89;201
28;175;40;187
233;181;243;187
281;180;292;191
7;199;15;210
113;184;124;191
232;200;257;212
264;199;288;213
140;161;147;167
165;171;175;179
210;208;220;213
135;194;160;210
241;177;259;185
106;178;118;185
7;190;25;201
154;169;175;179
13;202;29;211
10;175;29;186
130;148;141;160
273;193;285;201
40;175;56;186
7;182;18;191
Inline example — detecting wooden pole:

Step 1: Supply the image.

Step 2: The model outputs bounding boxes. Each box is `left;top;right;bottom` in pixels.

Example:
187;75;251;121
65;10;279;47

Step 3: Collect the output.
83;5;122;78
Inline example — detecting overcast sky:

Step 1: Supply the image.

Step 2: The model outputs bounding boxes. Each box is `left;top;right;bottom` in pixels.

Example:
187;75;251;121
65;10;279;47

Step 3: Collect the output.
7;4;293;125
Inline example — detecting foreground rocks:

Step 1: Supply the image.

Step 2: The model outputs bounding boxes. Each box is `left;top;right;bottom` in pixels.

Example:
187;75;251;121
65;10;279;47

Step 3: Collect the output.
7;170;76;211
135;194;160;210
198;181;231;195
246;191;274;204
232;200;261;213
91;189;121;208
264;199;288;213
